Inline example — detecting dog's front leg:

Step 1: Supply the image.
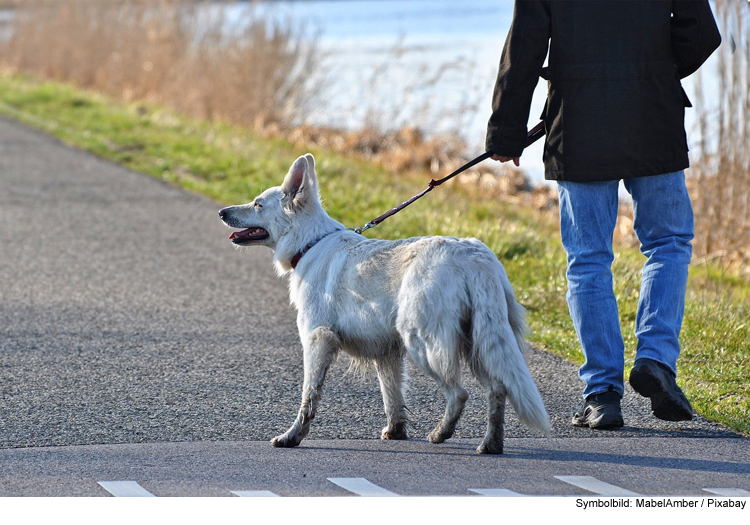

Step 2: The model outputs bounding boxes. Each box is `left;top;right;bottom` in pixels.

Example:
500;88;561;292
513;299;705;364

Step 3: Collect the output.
375;353;408;440
272;327;340;448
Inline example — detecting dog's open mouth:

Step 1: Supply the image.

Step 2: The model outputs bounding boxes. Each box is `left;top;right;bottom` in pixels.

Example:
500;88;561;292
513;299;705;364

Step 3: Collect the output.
229;227;269;245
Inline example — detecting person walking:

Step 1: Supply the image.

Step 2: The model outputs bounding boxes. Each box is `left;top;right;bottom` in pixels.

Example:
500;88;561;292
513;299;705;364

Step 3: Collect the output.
486;0;721;428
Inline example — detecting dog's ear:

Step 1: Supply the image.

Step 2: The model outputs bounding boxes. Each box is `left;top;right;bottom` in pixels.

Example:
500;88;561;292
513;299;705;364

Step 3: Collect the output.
281;156;307;200
304;153;315;176
281;154;319;207
303;153;319;194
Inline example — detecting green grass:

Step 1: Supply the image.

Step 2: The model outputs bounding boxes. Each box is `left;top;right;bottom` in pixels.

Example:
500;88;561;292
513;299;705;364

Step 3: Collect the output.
0;73;747;435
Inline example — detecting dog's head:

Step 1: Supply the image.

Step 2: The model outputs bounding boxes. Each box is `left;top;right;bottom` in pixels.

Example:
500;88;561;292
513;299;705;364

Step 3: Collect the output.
218;153;322;251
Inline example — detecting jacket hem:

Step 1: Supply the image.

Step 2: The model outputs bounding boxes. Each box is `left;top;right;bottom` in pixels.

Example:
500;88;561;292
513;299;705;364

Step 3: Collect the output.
544;160;690;182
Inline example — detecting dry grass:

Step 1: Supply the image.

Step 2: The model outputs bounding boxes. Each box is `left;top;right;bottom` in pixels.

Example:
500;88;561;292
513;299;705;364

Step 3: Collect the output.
689;0;750;274
0;0;321;129
286;124;464;172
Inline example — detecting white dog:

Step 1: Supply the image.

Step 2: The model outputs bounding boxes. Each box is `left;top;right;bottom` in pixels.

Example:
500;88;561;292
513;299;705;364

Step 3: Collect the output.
219;154;550;454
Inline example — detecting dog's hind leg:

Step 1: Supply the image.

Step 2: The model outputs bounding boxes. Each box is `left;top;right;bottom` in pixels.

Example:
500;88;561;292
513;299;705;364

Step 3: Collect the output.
403;333;468;445
477;381;507;454
396;268;468;445
375;353;408;440
427;371;469;445
272;327;340;448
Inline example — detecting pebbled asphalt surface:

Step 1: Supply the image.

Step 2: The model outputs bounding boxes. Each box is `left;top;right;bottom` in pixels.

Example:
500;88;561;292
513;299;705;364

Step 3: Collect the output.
0;115;743;473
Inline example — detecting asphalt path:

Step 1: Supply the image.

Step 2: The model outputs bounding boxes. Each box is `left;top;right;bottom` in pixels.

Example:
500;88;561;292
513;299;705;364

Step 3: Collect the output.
0;116;747;497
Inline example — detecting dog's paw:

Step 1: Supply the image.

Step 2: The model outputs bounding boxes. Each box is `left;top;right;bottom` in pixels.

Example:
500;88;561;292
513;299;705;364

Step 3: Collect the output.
271;433;301;448
477;440;503;455
381;425;408;440
427;428;452;444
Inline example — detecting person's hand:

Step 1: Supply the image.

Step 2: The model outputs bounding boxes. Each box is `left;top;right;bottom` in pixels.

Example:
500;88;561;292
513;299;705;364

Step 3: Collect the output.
491;154;520;167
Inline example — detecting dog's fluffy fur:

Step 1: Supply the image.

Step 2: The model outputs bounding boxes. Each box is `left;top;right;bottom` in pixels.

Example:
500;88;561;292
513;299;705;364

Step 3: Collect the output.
219;154;549;454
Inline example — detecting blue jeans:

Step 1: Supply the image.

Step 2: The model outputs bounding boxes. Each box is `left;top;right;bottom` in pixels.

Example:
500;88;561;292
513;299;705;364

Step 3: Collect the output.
557;171;694;399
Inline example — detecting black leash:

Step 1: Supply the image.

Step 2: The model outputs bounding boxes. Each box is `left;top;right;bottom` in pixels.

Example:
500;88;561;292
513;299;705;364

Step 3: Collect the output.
353;121;546;234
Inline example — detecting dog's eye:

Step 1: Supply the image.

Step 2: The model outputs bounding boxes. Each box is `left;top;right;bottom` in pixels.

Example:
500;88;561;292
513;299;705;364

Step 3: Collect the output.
254;202;263;210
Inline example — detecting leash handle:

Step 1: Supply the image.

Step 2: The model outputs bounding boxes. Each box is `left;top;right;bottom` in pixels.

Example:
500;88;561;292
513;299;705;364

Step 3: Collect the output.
354;121;546;234
525;120;546;148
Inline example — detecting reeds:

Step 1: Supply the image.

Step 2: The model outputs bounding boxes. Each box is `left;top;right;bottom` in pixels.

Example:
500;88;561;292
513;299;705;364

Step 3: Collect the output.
689;0;750;272
0;0;321;130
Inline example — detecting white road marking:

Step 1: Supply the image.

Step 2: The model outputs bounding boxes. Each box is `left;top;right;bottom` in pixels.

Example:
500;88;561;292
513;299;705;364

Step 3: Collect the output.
93;477;746;498
555;475;641;496
231;490;280;497
469;488;526;497
98;481;156;497
702;488;750;496
327;477;400;497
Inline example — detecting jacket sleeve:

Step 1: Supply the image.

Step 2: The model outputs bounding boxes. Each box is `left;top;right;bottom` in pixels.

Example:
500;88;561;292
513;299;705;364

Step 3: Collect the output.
485;0;550;157
671;0;722;79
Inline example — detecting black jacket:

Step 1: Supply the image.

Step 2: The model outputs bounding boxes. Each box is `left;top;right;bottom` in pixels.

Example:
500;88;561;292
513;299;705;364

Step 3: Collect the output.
485;0;721;182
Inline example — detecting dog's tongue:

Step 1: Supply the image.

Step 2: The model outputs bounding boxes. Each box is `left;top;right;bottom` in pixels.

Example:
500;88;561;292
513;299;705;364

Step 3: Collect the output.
229;227;267;241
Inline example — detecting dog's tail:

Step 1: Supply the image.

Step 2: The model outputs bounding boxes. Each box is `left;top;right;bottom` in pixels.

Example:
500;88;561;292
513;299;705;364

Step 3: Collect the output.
469;258;551;436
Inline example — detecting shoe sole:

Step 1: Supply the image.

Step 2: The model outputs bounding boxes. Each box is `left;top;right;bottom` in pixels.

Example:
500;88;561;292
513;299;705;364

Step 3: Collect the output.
630;368;692;421
571;413;624;429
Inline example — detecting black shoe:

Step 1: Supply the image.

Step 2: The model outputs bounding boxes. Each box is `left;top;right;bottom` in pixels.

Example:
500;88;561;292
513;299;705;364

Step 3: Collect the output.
572;391;624;429
629;358;693;421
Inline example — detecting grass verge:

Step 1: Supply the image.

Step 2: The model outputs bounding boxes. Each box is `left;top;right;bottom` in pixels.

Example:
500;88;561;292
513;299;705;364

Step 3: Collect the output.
0;74;747;435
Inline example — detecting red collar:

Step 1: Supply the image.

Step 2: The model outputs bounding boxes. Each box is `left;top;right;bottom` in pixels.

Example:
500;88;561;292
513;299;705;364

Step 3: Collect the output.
290;231;337;270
